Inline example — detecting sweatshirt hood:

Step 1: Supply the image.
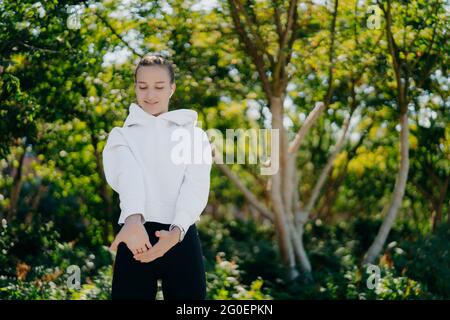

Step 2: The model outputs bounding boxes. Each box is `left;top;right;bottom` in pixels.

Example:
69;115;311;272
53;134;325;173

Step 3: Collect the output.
124;102;198;127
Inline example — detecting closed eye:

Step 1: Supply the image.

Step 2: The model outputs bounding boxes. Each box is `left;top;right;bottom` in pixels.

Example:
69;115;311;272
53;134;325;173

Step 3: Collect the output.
138;86;164;90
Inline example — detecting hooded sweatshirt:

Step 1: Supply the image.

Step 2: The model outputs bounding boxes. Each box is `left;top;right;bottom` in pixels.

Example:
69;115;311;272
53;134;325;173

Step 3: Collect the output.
102;102;212;235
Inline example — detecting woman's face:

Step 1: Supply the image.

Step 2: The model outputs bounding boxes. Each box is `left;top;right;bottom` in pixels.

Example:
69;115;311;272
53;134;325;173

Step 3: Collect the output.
135;66;176;116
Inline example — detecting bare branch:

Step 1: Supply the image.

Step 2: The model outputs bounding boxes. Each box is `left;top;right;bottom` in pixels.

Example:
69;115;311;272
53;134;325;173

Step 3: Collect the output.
234;0;274;67
214;161;274;222
378;0;406;110
324;0;339;105
228;0;273;98
305;106;354;213
279;3;300;93
273;0;299;95
280;0;298;51
288;0;338;151
271;1;283;41
288;101;326;154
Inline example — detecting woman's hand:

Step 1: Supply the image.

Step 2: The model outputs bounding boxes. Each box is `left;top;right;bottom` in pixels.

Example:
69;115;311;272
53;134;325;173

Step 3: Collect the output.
133;227;181;263
109;214;151;255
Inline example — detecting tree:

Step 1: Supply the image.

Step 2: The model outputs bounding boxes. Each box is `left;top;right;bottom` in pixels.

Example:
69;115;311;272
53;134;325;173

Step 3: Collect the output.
364;0;448;264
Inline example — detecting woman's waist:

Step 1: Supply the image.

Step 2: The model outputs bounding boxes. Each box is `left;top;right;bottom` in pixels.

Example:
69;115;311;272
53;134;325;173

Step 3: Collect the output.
142;220;196;233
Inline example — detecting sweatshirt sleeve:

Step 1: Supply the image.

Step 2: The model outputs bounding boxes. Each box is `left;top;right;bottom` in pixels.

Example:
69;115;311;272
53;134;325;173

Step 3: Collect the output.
102;127;146;225
171;128;212;235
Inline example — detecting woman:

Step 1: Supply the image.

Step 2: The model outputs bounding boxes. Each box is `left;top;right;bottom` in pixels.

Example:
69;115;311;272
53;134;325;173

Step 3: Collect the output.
102;54;212;300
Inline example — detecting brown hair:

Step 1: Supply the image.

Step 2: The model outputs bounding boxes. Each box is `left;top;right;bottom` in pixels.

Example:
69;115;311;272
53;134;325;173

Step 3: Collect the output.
134;54;175;84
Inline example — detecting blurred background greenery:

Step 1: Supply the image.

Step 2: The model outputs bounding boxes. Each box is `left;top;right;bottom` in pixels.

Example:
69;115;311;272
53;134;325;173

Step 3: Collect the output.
0;0;448;299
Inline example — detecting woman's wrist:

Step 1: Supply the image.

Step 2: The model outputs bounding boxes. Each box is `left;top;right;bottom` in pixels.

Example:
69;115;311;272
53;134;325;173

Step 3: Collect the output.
125;214;144;225
169;226;182;242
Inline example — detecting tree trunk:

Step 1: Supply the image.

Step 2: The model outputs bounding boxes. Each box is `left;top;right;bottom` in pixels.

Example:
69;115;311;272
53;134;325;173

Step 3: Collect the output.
270;96;299;279
364;110;409;264
292;212;312;273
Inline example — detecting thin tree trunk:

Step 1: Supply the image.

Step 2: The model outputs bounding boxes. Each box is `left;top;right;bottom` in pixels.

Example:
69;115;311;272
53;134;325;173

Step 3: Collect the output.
316;120;374;220
305;112;352;214
289;0;339;275
271;96;299;279
364;111;409;264
290;171;312;274
214;161;274;221
292;111;351;273
364;0;418;264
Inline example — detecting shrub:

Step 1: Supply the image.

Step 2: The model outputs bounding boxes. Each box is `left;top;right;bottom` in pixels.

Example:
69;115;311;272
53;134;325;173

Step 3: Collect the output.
392;224;450;299
206;252;272;300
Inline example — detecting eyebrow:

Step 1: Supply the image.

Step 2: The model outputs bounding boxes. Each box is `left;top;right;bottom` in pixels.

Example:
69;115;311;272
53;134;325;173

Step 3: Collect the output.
137;81;166;84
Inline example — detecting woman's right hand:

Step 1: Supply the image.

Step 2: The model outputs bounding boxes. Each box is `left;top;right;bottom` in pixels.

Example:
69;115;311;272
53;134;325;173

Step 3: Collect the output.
109;214;152;255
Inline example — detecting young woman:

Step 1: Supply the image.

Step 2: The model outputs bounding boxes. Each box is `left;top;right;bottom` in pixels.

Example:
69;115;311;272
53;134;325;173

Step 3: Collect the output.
102;54;212;300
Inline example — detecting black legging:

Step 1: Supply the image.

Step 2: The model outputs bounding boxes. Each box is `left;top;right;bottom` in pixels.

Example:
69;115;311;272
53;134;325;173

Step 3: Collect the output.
111;221;206;300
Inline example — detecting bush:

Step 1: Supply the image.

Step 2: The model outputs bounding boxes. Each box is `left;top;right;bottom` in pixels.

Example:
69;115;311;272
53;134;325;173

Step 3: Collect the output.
206;252;272;300
0;218;113;300
70;266;112;300
1;214;447;300
392;224;450;299
198;216;289;298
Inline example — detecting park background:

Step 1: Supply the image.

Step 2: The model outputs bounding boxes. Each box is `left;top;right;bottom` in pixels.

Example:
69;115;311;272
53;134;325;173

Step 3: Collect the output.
0;0;448;299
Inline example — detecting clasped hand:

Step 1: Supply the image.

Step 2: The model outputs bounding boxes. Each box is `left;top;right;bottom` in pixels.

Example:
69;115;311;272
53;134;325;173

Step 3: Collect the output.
109;215;180;263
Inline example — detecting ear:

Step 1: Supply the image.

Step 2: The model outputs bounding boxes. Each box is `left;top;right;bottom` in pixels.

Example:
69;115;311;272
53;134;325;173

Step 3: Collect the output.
170;83;176;98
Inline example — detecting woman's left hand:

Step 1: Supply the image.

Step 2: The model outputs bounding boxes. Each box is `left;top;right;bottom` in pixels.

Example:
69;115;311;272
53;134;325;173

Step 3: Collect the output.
133;228;180;263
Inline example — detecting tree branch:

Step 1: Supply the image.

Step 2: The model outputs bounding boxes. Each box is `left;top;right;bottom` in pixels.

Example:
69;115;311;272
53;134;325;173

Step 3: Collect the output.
228;0;273;98
288;101;326;154
324;0;339;106
305;97;355;213
214;161;274;222
274;0;299;95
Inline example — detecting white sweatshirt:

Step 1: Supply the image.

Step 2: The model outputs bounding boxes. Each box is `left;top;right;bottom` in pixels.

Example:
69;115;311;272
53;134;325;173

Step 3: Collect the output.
102;102;212;234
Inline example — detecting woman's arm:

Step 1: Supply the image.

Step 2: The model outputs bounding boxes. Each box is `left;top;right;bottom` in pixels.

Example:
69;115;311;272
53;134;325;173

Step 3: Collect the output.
171;128;212;238
102;128;150;254
102;128;146;224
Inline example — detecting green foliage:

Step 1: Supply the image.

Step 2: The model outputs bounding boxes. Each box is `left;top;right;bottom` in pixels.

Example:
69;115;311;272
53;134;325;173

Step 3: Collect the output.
70;266;113;300
206;252;272;300
392;225;450;299
373;267;425;300
0;0;448;300
200;216;447;300
0;214;448;300
0;218;113;300
198;215;286;286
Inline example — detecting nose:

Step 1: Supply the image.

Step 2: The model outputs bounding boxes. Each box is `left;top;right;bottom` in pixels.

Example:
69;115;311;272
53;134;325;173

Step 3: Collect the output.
145;90;158;101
